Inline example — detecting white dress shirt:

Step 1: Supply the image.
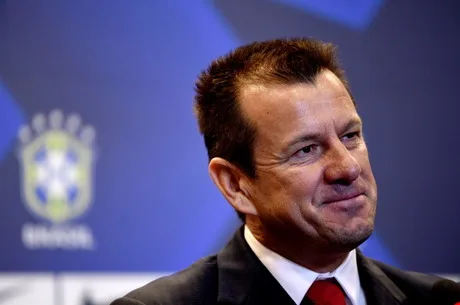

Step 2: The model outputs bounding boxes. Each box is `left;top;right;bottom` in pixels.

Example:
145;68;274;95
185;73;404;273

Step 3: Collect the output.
244;226;367;305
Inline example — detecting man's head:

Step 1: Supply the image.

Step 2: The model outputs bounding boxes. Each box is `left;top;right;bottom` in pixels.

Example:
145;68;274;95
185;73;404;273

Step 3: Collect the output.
194;38;377;258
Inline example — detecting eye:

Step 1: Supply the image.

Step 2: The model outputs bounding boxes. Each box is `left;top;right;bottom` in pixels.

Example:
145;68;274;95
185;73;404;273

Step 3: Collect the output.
341;131;360;141
293;144;318;158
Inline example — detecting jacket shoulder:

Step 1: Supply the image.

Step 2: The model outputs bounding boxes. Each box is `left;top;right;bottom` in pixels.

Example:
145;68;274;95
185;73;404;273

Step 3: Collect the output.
111;255;218;305
370;259;443;296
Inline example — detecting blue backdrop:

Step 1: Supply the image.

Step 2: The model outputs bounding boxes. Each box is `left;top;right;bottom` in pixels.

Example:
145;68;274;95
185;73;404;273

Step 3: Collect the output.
0;2;459;303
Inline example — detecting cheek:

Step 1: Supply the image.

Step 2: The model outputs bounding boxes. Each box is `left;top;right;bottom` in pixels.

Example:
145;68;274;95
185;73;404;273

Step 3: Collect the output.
276;167;321;204
253;166;323;217
354;149;378;201
356;150;376;180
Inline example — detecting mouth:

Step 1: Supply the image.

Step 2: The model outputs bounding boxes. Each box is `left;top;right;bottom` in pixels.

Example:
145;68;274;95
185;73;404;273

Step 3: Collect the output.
322;192;365;205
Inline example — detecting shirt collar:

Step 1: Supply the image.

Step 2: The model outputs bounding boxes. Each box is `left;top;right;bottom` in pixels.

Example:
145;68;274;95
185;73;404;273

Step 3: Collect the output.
244;225;362;305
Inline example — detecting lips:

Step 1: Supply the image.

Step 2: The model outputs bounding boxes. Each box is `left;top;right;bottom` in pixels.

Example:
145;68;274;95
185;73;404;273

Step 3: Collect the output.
322;192;364;205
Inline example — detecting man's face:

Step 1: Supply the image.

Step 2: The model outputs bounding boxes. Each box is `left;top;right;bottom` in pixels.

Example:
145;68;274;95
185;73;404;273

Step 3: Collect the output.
240;70;377;249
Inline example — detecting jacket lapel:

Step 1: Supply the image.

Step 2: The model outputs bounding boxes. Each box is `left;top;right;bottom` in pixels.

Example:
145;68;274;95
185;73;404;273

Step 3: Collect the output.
216;226;299;305
357;250;407;305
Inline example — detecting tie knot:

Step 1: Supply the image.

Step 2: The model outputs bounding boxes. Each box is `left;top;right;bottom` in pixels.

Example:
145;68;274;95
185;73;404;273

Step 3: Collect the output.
306;278;346;305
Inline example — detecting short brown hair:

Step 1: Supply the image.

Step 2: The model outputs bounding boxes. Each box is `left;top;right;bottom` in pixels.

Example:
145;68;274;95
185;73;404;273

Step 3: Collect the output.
194;37;352;221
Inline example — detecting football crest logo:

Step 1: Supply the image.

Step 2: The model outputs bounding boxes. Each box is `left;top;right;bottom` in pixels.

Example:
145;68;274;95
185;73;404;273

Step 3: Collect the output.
17;110;95;224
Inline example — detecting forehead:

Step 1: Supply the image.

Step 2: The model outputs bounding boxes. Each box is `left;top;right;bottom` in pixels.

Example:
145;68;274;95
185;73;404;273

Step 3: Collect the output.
239;70;359;145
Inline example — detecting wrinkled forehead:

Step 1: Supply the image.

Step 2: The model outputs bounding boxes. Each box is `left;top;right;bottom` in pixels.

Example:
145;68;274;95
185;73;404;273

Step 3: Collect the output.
238;70;357;138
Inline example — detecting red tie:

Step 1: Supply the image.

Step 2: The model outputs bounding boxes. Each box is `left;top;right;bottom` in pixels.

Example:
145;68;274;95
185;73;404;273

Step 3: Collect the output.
306;279;346;305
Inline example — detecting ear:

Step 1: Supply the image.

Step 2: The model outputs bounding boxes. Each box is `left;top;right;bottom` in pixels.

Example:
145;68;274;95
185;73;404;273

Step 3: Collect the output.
208;157;258;216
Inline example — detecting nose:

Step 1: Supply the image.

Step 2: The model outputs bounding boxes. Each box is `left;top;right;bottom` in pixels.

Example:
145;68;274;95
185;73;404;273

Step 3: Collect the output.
323;142;361;185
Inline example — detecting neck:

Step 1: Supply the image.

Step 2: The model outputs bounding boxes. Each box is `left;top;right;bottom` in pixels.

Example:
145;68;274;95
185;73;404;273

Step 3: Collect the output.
246;220;350;273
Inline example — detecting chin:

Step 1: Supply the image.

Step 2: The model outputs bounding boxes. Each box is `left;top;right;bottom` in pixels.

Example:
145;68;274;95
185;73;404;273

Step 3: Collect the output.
326;219;374;250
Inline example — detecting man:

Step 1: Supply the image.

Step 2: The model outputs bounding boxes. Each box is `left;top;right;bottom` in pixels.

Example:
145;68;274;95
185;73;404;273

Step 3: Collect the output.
111;38;460;305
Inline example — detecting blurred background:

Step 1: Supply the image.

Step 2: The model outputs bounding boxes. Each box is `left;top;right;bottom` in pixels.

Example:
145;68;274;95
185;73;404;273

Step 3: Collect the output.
0;0;459;304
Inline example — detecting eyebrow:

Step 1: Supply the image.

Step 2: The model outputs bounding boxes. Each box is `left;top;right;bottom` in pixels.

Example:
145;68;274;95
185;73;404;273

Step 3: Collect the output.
284;118;363;149
341;117;363;133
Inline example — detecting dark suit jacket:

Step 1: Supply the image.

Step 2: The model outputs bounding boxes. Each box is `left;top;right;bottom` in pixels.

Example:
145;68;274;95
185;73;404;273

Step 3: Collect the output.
111;227;459;305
